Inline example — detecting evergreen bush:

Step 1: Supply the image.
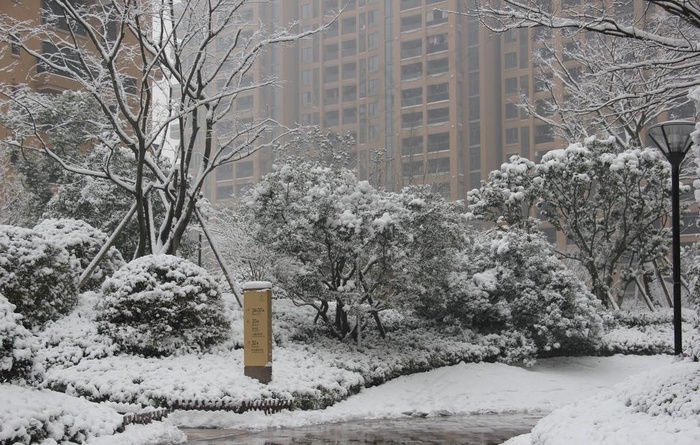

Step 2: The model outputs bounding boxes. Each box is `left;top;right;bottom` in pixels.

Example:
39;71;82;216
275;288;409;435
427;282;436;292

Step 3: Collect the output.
96;254;230;357
0;225;77;328
34;218;125;291
0;293;43;384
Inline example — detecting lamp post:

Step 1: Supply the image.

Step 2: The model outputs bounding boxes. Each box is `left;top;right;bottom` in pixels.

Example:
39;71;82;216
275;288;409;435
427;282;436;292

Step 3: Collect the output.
648;120;696;357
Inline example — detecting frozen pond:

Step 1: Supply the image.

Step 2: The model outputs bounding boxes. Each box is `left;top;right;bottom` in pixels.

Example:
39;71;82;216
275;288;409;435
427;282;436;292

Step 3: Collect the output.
183;412;540;444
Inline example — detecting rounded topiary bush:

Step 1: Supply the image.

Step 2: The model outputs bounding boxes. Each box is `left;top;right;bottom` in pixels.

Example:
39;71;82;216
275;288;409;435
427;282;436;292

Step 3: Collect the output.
0;293;43;384
96;254;230;357
34;218;125;291
0;225;78;328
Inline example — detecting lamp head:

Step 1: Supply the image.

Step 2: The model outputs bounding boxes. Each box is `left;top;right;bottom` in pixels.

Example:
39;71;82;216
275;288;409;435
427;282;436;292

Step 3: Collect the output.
648;120;696;160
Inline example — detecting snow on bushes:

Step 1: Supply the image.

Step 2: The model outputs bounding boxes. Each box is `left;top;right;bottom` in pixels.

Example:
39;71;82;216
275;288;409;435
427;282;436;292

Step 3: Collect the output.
0;294;43;384
96;255;230;357
528;361;700;444
0;225;78;328
36;292;119;369
34;218;125;291
446;229;604;364
0;384;123;444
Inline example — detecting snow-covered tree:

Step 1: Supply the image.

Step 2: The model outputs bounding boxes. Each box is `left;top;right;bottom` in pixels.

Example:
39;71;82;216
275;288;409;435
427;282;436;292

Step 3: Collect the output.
447;228;604;364
247;163;468;341
0;0;321;261
469;138;671;308
524;28;696;148
473;1;700;102
0;89;106;227
96;254;230;357
246;162;403;340
208;208;283;283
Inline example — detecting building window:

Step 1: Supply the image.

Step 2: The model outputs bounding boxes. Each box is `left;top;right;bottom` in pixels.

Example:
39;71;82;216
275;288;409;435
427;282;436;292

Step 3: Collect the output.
427;132;449;152
505;102;518;120
368;55;379;72
342;39;357;57
342;16;356;34
401;87;423;107
324;65;339;82
302;91;312;106
402;111;423;129
302;69;312;85
535;124;554;144
217;163;233;180
400;0;421;10
401;14;422;32
469;122;481;146
426;33;448;53
368;124;379;141
236;161;254;178
301;3;313;19
368;78;379;95
401;39;422;59
367;9;378;26
505;128;519;144
324;110;339;127
427;83;449;103
468;74;479;96
505;52;517;69
402;62;422;80
427;107;449;125
301;47;312;63
343;84;357;102
324;43;338;61
343;107;357;124
426;8;447;26
403;159;424;177
42;0;86;35
427;57;448;76
324;87;339;105
427;157;450;174
343;62;357;79
505;77;518;94
469;98;480;121
402;135;423;155
368;32;378;50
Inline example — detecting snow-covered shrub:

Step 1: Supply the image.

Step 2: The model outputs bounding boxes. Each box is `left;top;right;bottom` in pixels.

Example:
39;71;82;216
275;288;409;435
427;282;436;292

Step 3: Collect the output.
34;218;125;291
0;294;43;384
36;292;119;368
96;255;230;357
0;225;78;328
447;229;604;363
0;384;123;444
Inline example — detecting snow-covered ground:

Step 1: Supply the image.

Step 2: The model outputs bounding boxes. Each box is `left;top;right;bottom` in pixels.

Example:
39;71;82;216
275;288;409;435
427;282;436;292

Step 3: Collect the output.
2;292;698;444
3;350;699;444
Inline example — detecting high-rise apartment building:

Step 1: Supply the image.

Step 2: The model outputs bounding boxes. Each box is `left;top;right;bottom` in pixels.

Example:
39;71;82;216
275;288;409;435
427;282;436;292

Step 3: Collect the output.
203;0;554;206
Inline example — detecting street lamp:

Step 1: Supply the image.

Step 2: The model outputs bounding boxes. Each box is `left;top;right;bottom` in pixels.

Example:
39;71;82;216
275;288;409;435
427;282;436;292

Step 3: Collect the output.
648;120;696;357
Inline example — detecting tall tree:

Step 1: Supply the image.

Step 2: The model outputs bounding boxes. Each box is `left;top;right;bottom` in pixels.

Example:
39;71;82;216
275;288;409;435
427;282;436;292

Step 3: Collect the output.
523;28;696;148
468;138;671;308
0;0;319;258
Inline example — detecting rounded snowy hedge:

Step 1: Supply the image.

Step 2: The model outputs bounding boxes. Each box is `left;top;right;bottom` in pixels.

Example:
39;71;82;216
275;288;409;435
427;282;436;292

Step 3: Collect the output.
0;294;43;384
0;225;78;328
96;255;230;357
34;218;125;291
